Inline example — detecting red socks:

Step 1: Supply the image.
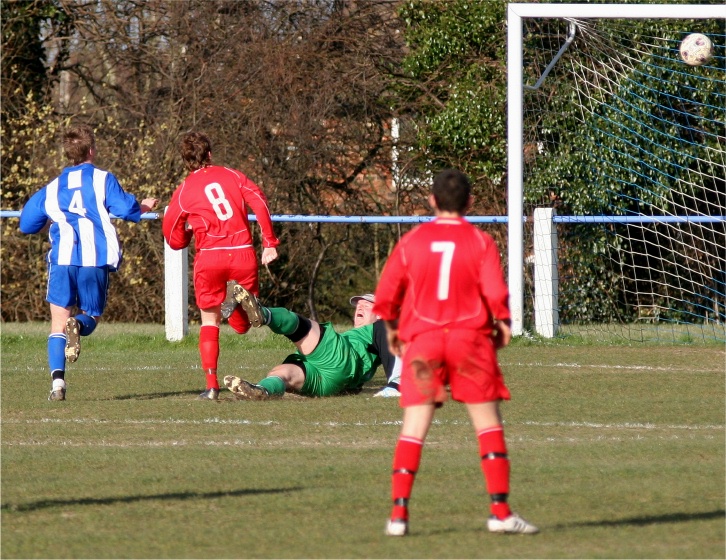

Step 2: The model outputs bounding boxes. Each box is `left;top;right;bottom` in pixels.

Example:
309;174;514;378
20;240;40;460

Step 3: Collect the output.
478;426;512;520
390;436;423;521
199;326;220;390
390;428;513;523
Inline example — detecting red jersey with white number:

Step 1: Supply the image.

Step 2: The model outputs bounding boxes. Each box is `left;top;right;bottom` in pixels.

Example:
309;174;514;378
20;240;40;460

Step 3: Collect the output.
373;216;510;342
163;165;279;251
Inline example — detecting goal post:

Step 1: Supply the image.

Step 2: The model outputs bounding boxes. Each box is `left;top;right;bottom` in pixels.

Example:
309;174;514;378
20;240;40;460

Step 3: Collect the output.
507;3;726;339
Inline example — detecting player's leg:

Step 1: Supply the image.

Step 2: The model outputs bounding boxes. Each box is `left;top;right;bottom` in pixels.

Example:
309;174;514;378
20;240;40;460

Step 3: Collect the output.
193;253;232;400
46;263;75;400
224;361;306;400
45;264;103;400
227;283;323;355
385;403;436;536
466;401;511;518
221;280;240;320
386;332;446;536
261;306;322;355
220;249;258;320
466;401;538;534
48;303;72;401
49;266;108;398
72;267;108;358
198;307;222;400
63;310;100;364
226;251;260;329
450;330;537;534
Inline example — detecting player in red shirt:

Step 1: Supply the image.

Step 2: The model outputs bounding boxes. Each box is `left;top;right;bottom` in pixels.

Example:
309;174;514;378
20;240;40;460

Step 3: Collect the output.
163;132;280;400
373;169;538;536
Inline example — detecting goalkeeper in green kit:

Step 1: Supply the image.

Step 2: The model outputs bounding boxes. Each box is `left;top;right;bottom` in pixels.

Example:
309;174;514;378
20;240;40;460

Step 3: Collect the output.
223;285;401;399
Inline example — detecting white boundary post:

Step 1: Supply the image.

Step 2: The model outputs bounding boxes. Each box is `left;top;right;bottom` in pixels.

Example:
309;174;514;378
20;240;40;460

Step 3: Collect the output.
506;3;725;337
533;208;558;338
164;242;188;341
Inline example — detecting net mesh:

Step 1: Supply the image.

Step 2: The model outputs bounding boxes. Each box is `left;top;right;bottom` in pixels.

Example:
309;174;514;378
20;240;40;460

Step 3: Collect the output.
522;17;725;342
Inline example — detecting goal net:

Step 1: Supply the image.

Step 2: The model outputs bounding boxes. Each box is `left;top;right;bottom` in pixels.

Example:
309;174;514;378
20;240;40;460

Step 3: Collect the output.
508;3;725;343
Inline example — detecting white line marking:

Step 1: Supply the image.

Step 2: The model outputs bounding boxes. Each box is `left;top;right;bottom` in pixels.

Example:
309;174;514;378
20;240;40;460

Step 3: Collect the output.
2;418;722;430
501;361;724;373
2;432;719;448
521;420;724;430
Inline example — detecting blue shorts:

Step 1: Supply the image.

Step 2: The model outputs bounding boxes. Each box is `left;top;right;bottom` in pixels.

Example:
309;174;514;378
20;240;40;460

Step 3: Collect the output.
46;264;110;316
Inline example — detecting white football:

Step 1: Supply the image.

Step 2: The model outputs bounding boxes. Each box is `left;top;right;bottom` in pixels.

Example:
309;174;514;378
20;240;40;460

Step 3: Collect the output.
679;33;713;66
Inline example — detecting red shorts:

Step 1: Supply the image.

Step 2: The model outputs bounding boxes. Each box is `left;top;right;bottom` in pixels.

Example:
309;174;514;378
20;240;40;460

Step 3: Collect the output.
193;248;259;333
399;328;511;407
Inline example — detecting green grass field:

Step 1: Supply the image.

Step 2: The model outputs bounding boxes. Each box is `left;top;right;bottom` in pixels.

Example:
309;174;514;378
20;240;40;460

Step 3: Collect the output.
1;323;724;559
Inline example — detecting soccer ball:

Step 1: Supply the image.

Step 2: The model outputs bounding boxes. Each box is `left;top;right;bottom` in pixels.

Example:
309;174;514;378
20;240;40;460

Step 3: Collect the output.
679;33;713;66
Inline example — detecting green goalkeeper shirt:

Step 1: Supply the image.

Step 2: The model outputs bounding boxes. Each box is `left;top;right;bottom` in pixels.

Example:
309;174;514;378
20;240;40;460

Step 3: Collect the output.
291;322;383;397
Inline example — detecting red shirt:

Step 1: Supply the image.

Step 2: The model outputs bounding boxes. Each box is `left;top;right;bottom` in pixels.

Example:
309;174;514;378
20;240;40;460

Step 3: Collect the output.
373;216;510;342
163;165;279;251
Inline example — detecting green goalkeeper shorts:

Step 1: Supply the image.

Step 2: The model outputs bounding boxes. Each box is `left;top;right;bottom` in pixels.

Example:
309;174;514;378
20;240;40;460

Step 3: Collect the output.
282;322;364;397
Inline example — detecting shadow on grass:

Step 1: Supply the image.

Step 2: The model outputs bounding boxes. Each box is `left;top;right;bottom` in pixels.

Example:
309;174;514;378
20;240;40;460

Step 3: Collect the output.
111;390;215;400
553;508;725;529
110;391;310;401
110;387;385;401
1;486;303;513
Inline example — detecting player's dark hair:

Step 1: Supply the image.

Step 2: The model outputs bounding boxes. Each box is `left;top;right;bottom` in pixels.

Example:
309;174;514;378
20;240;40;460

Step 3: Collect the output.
432;169;471;213
180;132;212;171
63;124;95;165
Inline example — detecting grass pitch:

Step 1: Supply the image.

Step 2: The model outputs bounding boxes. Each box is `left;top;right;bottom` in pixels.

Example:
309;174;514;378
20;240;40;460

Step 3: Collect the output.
1;323;724;559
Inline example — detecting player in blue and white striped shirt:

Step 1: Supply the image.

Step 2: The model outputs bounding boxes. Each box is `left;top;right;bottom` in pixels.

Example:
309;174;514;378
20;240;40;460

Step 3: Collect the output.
19;124;158;401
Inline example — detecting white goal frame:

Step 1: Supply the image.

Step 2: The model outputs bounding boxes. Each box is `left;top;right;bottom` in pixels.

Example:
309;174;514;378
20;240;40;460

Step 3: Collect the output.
506;3;726;336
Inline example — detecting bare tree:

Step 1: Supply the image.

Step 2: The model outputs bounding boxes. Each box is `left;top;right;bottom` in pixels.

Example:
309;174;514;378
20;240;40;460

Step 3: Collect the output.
2;0;411;322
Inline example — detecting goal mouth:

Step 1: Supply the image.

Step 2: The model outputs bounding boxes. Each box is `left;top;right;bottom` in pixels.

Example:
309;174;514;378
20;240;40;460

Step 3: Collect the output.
508;3;725;343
